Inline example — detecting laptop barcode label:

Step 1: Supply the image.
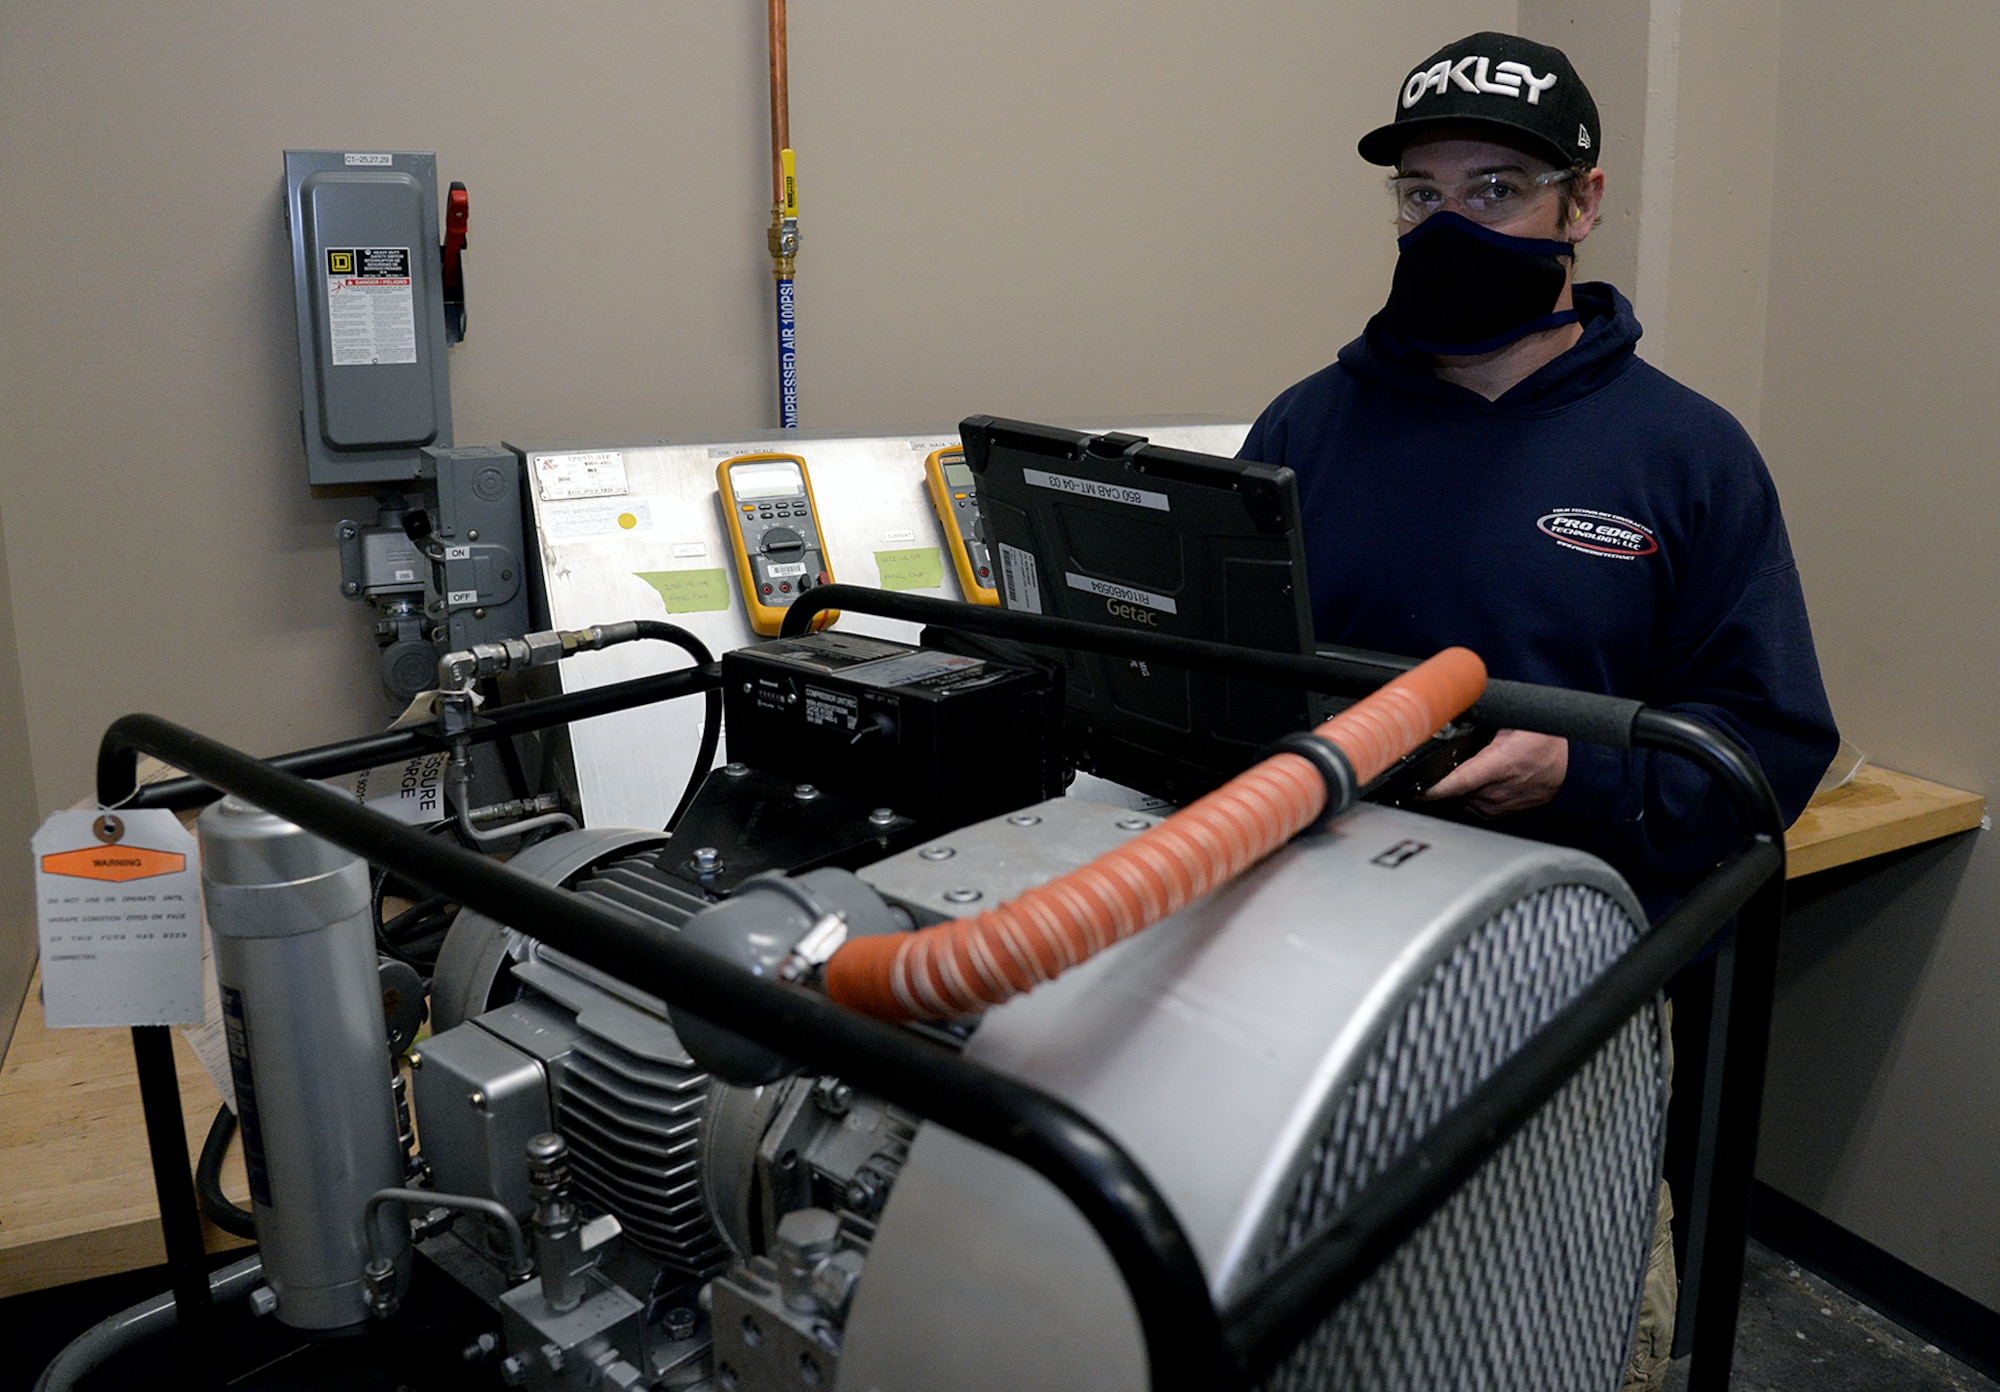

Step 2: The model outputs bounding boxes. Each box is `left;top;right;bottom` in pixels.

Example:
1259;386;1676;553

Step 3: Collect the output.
998;543;1043;613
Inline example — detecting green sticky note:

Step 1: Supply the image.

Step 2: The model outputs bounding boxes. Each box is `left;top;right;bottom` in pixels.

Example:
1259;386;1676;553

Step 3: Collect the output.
875;547;944;592
635;569;731;614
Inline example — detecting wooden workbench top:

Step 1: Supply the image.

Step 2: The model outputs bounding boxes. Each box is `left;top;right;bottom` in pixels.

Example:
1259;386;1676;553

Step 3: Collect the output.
0;966;249;1299
0;763;1983;1301
1784;763;1986;879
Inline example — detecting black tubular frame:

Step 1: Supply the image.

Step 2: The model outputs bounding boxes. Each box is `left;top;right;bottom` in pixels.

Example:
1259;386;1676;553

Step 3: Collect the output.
116;665;725;814
103;587;1786;1392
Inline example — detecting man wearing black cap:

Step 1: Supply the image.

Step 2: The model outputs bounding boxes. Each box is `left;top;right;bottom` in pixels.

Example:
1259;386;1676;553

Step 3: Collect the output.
1241;31;1834;904
1239;31;1839;1392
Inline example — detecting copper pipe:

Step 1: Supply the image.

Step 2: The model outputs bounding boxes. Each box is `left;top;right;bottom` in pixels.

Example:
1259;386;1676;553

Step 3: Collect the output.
768;0;790;206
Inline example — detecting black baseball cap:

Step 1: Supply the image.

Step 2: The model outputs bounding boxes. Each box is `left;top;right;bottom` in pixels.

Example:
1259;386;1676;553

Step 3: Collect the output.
1357;32;1600;170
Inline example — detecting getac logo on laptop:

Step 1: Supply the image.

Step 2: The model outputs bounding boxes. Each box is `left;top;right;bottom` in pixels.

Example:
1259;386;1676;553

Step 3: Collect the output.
1403;57;1558;108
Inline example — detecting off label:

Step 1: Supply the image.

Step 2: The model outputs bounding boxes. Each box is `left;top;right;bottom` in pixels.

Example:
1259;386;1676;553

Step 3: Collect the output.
325;247;417;366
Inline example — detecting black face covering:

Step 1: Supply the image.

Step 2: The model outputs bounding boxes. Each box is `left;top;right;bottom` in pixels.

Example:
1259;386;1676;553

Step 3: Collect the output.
1382;211;1578;356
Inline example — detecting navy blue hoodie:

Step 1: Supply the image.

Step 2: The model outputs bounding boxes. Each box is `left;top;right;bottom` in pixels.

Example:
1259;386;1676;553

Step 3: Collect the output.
1240;284;1838;916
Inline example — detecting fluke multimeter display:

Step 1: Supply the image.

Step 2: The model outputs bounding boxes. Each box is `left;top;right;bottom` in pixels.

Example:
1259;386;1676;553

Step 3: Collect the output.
718;452;837;635
924;447;999;606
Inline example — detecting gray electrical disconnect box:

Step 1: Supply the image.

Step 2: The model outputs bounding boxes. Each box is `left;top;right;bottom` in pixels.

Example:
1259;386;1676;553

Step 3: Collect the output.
424;446;531;651
284;150;454;486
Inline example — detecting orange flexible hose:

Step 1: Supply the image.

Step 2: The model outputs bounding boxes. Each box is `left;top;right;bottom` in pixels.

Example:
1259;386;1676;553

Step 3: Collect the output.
824;647;1488;1022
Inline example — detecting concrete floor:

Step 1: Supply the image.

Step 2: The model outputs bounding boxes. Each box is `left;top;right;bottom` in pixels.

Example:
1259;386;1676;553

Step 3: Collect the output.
1663;1240;1999;1392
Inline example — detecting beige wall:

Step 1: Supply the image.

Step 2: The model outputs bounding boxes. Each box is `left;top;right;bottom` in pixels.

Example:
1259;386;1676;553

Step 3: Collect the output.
1752;0;2000;1309
1517;0;1648;303
0;514;39;1057
785;1;1508;428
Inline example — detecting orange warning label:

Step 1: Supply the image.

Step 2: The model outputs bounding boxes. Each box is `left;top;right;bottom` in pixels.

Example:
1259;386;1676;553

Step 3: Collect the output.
40;846;187;882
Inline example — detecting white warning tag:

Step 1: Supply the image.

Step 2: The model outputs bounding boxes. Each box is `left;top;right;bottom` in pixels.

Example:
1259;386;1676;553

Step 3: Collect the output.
325;247;418;366
34;809;203;1028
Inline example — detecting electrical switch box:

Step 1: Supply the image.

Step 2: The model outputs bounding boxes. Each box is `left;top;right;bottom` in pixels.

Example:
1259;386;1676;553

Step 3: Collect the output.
284;150;454;486
422;445;531;651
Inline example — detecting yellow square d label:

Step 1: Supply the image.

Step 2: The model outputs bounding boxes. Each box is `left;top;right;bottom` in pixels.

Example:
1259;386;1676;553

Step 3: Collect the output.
635;569;731;614
327;249;354;274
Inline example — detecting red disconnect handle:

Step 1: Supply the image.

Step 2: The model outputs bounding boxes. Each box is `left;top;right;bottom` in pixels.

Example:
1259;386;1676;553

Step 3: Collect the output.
824;647;1488;1023
442;183;469;295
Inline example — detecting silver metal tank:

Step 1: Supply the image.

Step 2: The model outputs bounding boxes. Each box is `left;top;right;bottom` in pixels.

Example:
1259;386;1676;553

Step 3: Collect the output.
198;794;405;1330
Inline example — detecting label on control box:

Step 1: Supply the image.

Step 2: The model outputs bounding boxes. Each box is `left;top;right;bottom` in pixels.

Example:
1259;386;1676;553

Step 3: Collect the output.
804;686;860;731
325;247;417;366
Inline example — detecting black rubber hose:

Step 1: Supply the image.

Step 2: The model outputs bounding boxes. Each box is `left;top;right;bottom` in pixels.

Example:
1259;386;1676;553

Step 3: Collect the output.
626;619;724;829
196;1104;257;1240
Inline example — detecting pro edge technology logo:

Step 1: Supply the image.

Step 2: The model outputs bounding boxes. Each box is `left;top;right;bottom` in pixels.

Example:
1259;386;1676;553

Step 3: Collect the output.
1537;508;1659;560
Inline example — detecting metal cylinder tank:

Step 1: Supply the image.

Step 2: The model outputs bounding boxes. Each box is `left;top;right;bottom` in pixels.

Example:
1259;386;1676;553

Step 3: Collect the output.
198;794;405;1331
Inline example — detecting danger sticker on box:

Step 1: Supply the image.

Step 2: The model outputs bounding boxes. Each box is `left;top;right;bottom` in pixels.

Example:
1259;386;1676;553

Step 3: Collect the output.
325;247;418;366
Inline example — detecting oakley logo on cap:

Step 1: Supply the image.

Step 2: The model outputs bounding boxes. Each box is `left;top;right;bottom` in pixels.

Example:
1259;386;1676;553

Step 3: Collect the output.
1402;56;1558;108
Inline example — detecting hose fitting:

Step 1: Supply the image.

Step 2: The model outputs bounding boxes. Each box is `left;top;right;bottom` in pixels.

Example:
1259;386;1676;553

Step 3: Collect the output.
1259;731;1359;834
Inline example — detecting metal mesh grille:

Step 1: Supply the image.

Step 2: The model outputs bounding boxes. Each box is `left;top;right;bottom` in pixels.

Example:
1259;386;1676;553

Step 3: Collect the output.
1255;883;1664;1392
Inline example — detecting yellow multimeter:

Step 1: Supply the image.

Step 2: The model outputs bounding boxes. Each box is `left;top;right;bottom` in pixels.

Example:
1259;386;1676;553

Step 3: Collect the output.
718;452;838;635
923;447;999;606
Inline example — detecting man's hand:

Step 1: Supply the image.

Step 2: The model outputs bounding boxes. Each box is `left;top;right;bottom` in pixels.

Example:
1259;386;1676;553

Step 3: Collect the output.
1421;728;1568;817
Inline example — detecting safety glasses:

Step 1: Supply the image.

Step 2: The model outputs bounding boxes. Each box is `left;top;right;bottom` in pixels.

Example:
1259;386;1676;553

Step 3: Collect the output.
1389;168;1576;226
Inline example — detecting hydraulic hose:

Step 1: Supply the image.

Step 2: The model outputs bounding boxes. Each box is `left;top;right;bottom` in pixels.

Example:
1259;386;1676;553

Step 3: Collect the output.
825;647;1488;1022
632;620;725;828
197;1104;257;1240
32;1255;264;1392
433;618;721;832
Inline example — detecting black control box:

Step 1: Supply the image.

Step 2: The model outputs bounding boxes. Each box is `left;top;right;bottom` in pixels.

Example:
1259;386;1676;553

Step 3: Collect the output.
722;631;1060;828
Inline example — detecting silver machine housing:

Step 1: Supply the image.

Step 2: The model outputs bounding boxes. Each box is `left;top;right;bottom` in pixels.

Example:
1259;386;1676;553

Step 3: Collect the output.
406;795;1668;1392
198;795;409;1331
